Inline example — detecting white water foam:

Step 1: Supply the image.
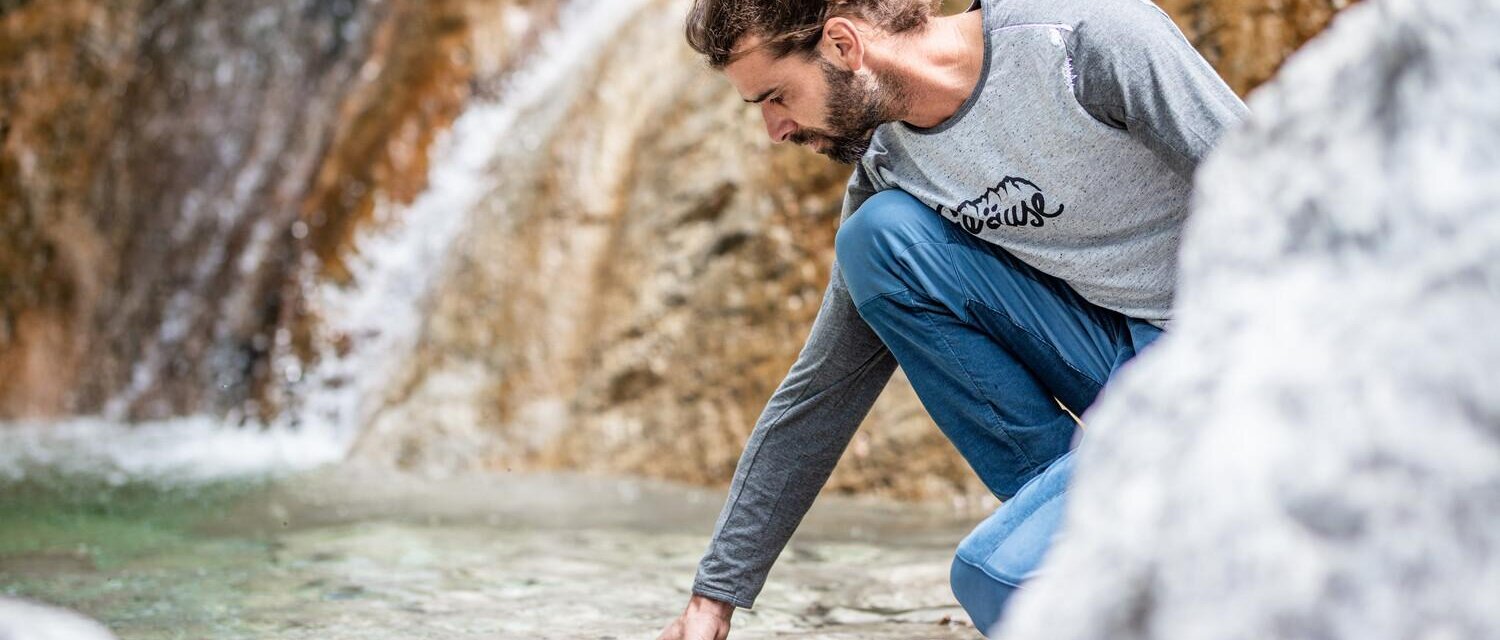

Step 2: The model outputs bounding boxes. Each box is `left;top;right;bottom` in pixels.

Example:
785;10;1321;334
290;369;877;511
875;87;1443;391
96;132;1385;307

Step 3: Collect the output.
0;417;345;483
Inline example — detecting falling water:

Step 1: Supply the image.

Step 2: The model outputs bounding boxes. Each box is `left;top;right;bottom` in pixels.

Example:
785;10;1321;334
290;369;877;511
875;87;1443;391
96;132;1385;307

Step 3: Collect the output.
0;0;654;483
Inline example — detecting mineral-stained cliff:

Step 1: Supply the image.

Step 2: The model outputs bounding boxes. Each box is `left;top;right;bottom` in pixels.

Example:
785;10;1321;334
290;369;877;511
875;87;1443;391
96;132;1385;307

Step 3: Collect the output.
2;0;1358;499
0;0;547;422
1159;0;1358;94
999;0;1500;636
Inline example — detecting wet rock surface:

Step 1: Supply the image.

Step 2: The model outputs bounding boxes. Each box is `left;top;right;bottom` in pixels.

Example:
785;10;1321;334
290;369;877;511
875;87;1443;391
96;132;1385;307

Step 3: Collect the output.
0;468;982;639
999;0;1500;637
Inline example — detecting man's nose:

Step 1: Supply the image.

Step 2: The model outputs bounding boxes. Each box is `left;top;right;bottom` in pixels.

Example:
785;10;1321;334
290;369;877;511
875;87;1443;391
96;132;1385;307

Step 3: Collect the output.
761;104;796;143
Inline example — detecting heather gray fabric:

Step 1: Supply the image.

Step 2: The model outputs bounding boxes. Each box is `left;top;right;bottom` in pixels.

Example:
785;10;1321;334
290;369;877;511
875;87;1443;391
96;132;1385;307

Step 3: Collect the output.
692;0;1248;609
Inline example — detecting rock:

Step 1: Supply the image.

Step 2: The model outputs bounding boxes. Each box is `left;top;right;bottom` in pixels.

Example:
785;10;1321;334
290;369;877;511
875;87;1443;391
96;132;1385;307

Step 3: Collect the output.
998;0;1500;638
0;597;117;640
1156;0;1361;95
0;0;538;421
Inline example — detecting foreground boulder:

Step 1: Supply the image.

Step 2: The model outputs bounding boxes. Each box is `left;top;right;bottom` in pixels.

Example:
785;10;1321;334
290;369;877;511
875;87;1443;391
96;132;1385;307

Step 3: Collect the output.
0;598;116;640
1000;0;1500;638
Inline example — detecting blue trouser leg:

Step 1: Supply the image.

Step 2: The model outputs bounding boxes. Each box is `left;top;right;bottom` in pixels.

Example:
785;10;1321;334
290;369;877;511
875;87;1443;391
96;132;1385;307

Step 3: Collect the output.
834;190;1163;637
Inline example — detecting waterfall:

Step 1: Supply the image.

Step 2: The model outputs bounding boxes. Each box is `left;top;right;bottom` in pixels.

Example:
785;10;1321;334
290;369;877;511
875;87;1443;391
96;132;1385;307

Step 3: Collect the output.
0;0;654;483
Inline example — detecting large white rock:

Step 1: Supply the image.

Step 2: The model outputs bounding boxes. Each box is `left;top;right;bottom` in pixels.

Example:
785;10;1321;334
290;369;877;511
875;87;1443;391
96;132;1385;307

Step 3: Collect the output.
0;598;116;640
999;0;1500;638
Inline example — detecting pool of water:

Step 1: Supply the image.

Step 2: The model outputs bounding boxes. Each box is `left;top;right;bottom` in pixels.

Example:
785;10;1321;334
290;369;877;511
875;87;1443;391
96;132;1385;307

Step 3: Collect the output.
0;466;985;639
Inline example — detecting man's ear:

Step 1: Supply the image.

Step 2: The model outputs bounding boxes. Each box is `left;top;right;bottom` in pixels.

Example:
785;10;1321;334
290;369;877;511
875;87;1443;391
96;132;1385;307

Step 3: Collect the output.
819;17;866;71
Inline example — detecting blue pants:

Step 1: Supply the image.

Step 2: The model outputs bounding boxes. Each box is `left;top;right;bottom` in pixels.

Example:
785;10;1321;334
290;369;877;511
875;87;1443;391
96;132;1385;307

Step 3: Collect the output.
834;190;1164;637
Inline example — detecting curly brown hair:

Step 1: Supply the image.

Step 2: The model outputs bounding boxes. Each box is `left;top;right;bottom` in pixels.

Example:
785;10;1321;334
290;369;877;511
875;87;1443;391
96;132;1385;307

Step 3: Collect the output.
685;0;939;68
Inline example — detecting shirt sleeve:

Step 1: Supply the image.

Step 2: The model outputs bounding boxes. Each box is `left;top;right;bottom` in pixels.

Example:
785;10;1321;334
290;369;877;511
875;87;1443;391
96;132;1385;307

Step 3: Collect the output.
691;167;895;609
1065;0;1250;178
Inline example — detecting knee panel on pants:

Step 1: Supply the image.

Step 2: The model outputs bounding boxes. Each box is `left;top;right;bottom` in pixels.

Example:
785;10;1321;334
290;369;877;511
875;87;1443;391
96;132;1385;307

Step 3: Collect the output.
835;189;953;306
948;451;1076;636
949;553;1018;638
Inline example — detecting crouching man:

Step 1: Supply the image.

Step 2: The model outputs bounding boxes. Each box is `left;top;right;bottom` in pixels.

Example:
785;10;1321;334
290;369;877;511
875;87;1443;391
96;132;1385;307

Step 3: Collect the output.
658;0;1246;637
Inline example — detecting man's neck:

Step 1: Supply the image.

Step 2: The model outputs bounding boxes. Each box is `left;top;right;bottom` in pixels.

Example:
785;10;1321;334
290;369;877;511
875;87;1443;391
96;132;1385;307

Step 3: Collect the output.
870;9;986;129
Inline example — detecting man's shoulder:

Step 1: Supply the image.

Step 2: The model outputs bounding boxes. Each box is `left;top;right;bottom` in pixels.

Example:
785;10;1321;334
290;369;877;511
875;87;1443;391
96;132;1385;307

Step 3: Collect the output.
985;0;1170;32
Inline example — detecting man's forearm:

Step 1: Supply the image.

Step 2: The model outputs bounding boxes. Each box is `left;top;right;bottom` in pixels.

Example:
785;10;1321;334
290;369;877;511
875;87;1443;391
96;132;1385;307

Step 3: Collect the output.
691;260;896;608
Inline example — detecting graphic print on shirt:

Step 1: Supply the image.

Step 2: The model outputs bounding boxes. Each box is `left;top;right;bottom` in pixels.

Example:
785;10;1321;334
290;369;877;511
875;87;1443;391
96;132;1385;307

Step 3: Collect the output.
937;176;1066;234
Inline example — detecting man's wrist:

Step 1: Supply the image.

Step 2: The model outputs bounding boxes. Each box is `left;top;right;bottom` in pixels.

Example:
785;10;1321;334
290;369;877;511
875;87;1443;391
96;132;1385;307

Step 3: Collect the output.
686;593;736;620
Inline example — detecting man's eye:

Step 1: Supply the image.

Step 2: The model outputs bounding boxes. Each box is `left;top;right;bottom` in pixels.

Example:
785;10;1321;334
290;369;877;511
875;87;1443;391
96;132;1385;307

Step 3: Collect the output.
770;95;785;105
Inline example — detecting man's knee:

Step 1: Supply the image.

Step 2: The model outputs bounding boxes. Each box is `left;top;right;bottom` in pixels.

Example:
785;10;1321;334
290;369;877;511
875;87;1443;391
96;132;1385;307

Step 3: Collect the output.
948;452;1075;635
950;552;1019;637
834;189;949;305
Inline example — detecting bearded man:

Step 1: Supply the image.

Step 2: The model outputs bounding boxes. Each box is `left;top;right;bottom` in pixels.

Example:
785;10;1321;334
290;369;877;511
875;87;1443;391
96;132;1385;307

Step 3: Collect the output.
657;1;1247;638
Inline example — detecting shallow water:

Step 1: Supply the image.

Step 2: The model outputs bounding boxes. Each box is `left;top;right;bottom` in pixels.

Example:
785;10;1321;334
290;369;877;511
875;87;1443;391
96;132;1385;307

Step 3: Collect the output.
0;466;984;639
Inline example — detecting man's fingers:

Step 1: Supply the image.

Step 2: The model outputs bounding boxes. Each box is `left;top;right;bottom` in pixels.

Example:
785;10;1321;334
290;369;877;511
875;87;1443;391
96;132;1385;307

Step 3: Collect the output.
657;614;727;640
687;615;730;640
655;618;683;640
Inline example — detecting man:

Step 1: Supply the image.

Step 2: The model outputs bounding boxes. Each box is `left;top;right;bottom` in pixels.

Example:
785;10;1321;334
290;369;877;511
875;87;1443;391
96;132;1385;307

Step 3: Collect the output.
658;0;1247;637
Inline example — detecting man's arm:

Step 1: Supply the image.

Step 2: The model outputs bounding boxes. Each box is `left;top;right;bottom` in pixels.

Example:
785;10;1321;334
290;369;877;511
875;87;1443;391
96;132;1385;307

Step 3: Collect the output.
1065;0;1251;177
690;167;895;609
691;258;896;607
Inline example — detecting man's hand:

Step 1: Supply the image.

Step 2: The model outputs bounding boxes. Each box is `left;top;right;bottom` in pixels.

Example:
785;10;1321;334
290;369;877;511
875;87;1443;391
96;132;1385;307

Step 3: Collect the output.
656;593;735;640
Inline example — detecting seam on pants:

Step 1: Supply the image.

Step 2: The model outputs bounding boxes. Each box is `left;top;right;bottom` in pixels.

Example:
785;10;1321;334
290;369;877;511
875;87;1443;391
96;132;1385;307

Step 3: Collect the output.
905;235;1080;315
887;236;1112;394
872;207;1059;299
954;551;1024;590
849;239;952;307
859;289;1042;478
966;296;1109;390
978;488;1066;574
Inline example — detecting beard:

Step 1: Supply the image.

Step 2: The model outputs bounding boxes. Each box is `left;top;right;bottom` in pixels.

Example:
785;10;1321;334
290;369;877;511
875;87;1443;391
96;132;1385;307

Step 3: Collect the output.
790;59;908;165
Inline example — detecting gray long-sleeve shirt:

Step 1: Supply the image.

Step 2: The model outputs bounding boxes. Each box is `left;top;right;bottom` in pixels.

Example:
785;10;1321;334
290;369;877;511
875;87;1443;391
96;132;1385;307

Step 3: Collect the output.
692;0;1249;609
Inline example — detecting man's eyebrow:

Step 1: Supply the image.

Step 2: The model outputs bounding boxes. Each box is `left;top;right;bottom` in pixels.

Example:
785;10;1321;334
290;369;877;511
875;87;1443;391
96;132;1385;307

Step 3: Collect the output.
743;87;778;104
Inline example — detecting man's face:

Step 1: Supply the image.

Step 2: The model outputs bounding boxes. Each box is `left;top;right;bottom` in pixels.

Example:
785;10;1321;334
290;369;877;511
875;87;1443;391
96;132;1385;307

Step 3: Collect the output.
723;37;904;164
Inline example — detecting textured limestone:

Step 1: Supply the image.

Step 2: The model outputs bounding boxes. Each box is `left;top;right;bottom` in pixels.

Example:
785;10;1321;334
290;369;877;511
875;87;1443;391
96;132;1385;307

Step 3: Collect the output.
0;0;539;420
999;0;1500;637
1159;0;1359;94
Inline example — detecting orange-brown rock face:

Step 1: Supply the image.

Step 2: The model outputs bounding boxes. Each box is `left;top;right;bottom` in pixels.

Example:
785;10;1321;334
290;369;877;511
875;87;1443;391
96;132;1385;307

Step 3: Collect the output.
2;0;1356;500
1160;0;1359;94
0;0;546;421
1;1;140;418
